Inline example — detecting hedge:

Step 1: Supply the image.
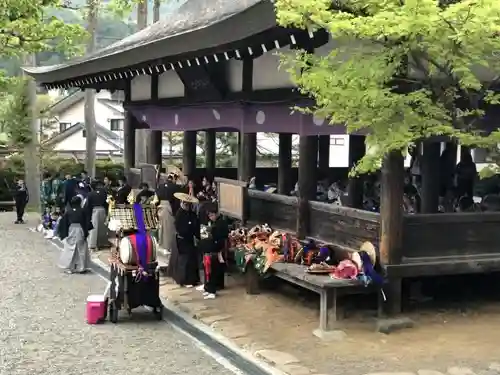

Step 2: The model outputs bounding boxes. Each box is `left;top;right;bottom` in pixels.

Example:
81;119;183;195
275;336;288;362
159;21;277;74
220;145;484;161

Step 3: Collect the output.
0;156;124;201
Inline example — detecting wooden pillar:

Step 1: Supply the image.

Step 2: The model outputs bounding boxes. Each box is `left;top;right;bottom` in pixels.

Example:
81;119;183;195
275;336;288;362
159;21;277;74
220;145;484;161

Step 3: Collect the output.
182;131;197;178
445;141;458;166
421;141;441;213
278;133;292;195
379;150;404;315
297;135;318;238
237;132;242;171
317;135;330;179
123;80;135;170
147;72;162;165
239;57;257;182
205;129;216;177
240;132;257;182
346;135;366;208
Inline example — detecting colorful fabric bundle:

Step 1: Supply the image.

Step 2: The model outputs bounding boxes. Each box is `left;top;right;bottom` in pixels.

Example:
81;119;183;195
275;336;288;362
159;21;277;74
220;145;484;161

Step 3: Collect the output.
331;260;359;280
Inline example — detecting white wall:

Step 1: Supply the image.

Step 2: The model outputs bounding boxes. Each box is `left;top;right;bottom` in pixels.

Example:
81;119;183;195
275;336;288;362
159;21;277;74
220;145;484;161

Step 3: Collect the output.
47;90;124;137
45;90;125;152
53;130;119;152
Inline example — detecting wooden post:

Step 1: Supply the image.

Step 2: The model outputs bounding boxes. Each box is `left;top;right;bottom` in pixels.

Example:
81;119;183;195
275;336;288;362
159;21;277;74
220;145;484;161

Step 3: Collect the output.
205;129;216;177
297;135;318;238
346;135;366;208
317;135;330;179
182;131;197;178
240;132;257;182
147;72;162;165
24;75;41;213
237;132;242;172
239;57;257;182
379;150;404;314
278;133;292;195
421;141;441;213
123;80;136;171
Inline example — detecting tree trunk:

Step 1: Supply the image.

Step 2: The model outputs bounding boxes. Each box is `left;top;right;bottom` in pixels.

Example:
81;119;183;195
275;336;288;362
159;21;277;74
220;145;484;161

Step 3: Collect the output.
153;0;160;22
135;0;149;165
24;70;41;213
84;0;99;178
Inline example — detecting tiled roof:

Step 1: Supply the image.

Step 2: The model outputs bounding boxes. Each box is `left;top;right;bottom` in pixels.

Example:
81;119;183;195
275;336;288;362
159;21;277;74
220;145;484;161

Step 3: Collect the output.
23;0;276;85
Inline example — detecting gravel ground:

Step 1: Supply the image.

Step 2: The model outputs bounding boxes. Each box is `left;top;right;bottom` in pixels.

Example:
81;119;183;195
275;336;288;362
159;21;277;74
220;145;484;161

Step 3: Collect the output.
0;213;234;375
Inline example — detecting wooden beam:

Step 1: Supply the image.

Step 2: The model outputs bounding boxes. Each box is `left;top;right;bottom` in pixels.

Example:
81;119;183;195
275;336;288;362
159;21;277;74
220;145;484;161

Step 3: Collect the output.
379;151;404;315
123;80;135;170
239;57;257;182
175;64;226;101
182;131;197;178
127;88;303;106
318;135;330;179
147;72;162;165
297;135;318;238
380;151;404;265
346;135;366;209
278;133;292;195
205;129;216;176
421;141;441;213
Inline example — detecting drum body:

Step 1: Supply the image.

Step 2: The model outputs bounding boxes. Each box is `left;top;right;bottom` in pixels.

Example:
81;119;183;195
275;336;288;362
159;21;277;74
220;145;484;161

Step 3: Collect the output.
119;233;158;265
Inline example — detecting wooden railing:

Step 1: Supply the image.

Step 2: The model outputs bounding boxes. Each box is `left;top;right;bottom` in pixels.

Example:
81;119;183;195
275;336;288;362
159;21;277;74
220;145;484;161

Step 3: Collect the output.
247;190;298;231
309;201;380;249
402;212;500;259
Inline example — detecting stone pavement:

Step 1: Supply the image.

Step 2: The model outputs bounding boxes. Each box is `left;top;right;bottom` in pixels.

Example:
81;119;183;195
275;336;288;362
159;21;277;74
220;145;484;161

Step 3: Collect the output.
0;212;235;375
157;280;500;375
95;244;500;375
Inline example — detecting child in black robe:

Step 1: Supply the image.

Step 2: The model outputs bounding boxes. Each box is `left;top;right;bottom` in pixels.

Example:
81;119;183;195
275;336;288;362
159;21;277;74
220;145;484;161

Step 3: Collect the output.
196;204;228;299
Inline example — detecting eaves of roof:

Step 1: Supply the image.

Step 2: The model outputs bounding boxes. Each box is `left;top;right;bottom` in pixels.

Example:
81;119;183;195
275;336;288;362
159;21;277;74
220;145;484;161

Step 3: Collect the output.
23;0;276;85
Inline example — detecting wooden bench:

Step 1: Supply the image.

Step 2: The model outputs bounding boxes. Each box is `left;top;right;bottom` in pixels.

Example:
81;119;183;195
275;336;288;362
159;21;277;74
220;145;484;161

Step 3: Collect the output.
269;262;374;336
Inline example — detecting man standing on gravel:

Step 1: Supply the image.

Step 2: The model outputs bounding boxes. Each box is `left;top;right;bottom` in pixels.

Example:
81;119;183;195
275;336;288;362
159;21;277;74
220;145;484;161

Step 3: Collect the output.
13;178;29;224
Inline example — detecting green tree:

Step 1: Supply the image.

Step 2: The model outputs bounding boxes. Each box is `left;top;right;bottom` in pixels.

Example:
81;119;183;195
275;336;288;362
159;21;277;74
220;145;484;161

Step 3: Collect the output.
275;0;500;174
0;0;88;210
0;0;87;58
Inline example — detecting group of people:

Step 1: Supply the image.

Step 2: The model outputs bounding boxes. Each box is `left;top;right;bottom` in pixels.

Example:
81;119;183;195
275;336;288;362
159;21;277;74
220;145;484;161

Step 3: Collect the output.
55;173;135;274
13;167;227;297
157;173;227;299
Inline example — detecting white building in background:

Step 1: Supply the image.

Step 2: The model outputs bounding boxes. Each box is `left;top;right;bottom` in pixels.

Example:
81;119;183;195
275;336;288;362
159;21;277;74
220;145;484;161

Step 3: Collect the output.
43;90;125;159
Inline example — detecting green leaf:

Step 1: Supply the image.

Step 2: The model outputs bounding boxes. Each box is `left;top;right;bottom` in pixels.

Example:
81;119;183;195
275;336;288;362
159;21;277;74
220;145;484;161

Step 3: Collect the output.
275;0;500;174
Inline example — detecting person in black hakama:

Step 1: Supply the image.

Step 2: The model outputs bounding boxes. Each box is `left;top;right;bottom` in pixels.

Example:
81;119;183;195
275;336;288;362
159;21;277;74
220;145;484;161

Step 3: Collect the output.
85;180;108;251
135;183;155;204
170;192;200;287
13;178;29;224
196;204;228;299
57;196;92;274
115;176;132;204
158;173;182;255
63;174;78;208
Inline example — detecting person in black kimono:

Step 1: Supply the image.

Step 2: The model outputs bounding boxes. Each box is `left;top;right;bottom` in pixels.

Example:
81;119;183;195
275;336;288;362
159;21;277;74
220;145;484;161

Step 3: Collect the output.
135;183;154;204
13;178;29;224
196;203;228;299
103;175;114;198
115;175;132;204
63;174;78;208
80;171;91;187
85;180;108;250
158;175;182;260
171;193;200;287
57;196;92;274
